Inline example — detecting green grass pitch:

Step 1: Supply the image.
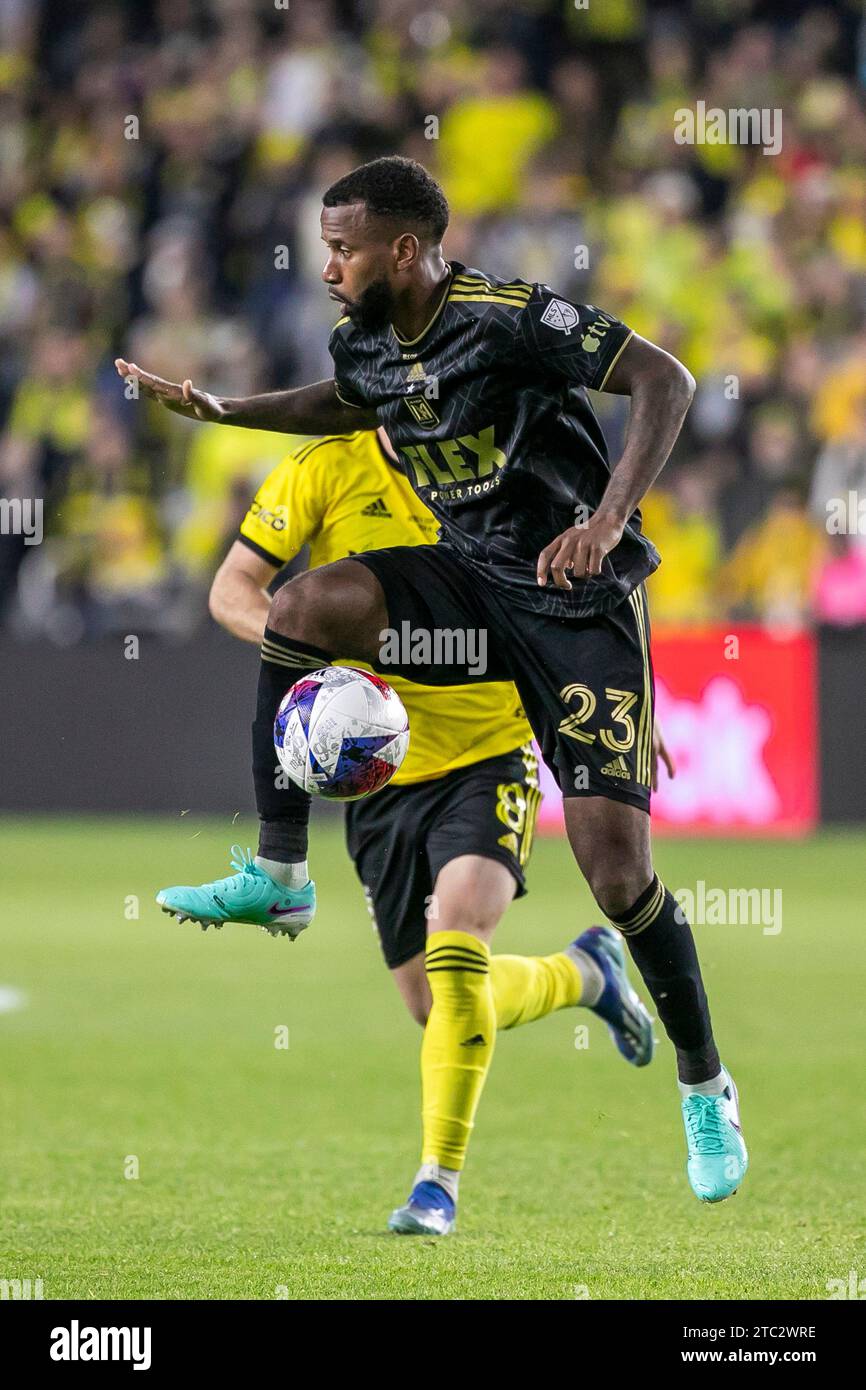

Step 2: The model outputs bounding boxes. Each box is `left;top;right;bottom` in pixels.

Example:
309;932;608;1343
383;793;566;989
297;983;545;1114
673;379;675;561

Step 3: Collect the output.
2;815;864;1300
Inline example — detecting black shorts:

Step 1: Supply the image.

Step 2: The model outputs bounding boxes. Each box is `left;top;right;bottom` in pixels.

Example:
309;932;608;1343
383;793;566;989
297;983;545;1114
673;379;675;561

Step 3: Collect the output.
352;542;654;814
344;746;541;969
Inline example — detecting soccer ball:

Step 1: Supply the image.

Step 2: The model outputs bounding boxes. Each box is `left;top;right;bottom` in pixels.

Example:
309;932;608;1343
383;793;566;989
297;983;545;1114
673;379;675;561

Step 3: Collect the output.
274;667;410;800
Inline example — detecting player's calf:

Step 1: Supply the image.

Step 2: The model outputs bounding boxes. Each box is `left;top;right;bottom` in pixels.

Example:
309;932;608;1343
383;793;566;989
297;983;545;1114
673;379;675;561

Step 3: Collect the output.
565;800;746;1198
252;561;390;872
390;954;431;1026
389;926;498;1237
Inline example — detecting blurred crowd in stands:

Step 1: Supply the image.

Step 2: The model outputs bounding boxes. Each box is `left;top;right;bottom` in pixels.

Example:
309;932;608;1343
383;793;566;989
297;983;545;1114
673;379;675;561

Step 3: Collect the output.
1;0;865;641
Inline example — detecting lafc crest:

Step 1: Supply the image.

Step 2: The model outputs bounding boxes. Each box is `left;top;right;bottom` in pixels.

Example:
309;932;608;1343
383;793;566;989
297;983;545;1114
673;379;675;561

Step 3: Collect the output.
403;359;440;430
404;395;440;429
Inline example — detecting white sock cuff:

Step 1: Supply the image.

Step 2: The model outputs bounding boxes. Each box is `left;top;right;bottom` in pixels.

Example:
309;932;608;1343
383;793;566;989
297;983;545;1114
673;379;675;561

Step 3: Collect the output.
255;855;309;889
678;1068;726;1098
415;1162;460;1202
564;944;604;1008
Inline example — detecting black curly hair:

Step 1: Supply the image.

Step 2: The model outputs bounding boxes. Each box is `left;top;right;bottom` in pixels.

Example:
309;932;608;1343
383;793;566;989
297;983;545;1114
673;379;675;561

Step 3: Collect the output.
322;157;449;241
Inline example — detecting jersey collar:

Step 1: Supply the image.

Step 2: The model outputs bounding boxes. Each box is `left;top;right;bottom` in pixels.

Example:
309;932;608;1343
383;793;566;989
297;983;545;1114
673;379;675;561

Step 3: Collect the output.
390;262;460;350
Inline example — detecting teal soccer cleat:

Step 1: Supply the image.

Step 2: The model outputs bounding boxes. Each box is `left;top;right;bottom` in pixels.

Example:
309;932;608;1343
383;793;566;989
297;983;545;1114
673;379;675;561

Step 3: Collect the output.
156;845;316;939
682;1067;749;1203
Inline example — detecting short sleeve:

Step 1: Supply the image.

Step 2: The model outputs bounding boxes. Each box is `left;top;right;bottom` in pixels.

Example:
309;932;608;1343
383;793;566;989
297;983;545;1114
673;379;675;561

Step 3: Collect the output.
238;448;324;567
516;288;634;392
329;320;369;409
334;380;367;409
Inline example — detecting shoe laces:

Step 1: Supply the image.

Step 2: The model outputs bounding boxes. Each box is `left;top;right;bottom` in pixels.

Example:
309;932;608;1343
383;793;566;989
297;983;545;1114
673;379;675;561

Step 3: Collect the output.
684;1093;729;1155
212;846;258;896
229;845;255;873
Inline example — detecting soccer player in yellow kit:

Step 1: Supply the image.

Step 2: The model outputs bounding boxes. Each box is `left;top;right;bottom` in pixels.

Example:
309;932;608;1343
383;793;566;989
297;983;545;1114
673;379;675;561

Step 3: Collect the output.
193;423;664;1234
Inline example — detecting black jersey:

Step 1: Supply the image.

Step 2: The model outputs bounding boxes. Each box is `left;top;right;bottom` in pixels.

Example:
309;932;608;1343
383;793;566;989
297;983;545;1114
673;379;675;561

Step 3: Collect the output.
329;261;660;617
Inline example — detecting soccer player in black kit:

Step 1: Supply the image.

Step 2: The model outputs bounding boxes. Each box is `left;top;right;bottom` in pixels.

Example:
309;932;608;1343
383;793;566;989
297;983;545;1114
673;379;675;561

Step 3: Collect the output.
118;157;748;1235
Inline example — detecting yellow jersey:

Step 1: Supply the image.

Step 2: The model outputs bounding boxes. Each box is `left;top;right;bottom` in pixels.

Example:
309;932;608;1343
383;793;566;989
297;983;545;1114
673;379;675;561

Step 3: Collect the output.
238;430;532;785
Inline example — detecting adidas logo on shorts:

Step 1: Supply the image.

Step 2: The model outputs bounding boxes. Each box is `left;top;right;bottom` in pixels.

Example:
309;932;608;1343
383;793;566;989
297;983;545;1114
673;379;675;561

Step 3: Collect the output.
600;754;631;780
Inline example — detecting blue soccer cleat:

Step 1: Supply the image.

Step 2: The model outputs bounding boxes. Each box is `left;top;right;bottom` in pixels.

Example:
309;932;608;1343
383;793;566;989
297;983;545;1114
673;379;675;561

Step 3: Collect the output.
569;925;655;1067
682;1066;748;1203
388;1181;456;1236
156;845;316;939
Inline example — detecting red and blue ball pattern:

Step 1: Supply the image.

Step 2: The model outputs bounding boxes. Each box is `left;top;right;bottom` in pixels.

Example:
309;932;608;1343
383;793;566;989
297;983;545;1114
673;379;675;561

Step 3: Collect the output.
274;667;410;801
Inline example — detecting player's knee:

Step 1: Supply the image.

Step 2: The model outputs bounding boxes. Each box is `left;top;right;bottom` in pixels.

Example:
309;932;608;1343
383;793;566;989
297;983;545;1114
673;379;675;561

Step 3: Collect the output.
268;571;326;641
571;826;652;920
432;858;514;937
268;562;385;658
268;569;351;650
433;875;504;935
587;870;651;920
431;903;500;938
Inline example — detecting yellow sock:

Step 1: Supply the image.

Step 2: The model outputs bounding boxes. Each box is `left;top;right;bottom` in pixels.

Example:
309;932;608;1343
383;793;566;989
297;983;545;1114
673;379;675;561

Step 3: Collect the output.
421;931;496;1172
490;952;584;1030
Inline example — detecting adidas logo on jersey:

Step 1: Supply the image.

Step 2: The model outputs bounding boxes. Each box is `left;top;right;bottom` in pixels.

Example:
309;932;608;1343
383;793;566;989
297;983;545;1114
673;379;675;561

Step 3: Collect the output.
360;498;392;517
601;754;631;780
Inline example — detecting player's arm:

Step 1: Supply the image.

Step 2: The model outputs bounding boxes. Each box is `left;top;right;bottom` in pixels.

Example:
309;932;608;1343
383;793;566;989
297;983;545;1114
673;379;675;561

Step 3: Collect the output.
209;540;279;644
113;362;379;434
651;718;676;793
537;334;695;589
211;443;323;641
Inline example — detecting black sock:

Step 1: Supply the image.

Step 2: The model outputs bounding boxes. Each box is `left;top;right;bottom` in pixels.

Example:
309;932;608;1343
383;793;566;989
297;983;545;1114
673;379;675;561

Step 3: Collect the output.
608;874;721;1085
253;627;333;863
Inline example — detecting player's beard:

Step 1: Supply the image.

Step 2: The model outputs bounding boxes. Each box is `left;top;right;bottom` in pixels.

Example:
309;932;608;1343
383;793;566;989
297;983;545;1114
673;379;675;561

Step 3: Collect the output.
344;276;396;333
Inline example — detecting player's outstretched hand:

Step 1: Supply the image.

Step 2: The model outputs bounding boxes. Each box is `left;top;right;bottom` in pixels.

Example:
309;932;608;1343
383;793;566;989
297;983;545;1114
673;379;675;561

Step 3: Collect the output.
114;359;226;421
651;719;676;793
536;511;625;589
